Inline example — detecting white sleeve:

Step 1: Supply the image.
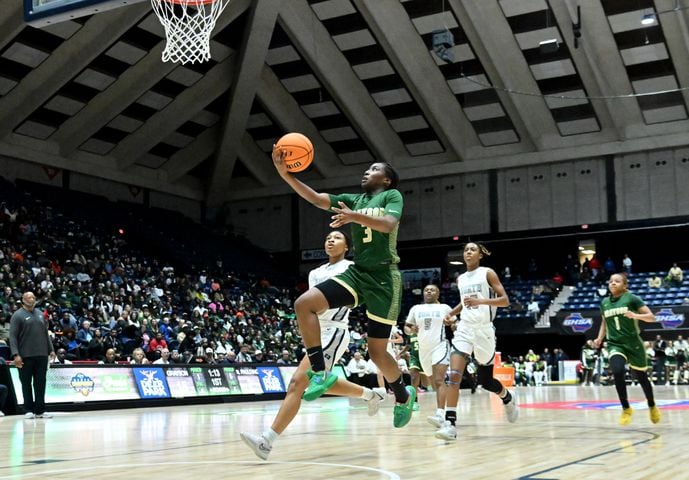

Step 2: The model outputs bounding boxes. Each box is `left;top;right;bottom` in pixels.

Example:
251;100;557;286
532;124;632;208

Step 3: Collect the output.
308;269;316;289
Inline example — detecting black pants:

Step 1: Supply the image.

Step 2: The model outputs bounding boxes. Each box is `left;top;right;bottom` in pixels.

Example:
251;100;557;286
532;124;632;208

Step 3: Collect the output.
19;356;49;415
0;384;8;413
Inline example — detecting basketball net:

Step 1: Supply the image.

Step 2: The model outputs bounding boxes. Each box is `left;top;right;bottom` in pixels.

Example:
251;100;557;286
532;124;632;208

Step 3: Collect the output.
150;0;231;64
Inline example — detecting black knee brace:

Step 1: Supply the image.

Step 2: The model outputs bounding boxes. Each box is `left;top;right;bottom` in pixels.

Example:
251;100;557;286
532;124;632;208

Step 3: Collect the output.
477;365;503;394
609;354;626;376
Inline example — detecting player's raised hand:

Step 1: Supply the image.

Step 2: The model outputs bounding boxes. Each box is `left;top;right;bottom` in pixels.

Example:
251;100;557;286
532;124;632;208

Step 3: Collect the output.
272;144;288;175
330;202;354;228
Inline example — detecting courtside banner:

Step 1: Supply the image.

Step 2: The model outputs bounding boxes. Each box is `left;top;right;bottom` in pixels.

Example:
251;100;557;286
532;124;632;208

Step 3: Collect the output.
554;306;689;335
235;367;264;394
257;366;286;393
9;364;286;407
189;366;232;395
10;367;139;405
166;367;198;398
133;367;171;399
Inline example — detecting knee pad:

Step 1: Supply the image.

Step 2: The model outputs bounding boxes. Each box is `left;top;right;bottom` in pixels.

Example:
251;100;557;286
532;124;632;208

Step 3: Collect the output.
477;365;493;385
609;355;627;376
477;365;503;394
447;369;462;385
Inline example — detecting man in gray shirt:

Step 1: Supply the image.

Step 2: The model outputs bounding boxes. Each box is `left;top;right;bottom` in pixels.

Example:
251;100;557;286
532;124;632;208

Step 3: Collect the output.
9;291;55;419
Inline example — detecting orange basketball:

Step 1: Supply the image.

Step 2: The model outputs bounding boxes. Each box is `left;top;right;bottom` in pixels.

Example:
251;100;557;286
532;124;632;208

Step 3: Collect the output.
276;132;314;173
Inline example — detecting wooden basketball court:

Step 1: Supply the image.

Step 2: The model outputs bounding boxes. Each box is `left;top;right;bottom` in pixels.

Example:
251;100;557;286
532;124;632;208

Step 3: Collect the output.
0;385;686;479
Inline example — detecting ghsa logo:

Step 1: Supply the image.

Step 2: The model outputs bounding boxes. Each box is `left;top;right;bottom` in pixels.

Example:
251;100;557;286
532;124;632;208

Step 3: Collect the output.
70;373;95;397
563;313;593;333
656;308;685;329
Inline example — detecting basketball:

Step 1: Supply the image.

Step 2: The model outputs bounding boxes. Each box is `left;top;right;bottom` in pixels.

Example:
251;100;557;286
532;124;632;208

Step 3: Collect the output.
276;132;314;173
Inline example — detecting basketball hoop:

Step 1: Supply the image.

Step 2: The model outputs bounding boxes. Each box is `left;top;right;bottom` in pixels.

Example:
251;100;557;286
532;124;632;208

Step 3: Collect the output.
150;0;231;64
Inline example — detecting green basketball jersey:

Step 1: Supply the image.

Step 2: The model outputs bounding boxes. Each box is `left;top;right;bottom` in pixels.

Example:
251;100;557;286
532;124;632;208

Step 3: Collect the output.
600;292;645;345
329;189;403;270
408;333;419;356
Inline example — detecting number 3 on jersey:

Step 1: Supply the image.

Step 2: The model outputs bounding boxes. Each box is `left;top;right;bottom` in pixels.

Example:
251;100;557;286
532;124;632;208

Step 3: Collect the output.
362;226;373;243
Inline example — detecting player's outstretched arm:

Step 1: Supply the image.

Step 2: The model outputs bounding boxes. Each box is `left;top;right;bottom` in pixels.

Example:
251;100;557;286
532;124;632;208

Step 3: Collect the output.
272;144;330;210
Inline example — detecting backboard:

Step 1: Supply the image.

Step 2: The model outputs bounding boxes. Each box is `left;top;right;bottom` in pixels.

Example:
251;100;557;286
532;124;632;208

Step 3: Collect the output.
24;0;147;26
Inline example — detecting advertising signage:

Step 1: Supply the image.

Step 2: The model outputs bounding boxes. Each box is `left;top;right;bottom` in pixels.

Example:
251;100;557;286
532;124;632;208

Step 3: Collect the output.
9;363;293;406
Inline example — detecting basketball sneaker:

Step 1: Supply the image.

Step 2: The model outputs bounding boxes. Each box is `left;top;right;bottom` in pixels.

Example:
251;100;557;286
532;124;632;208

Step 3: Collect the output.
35;413;53;419
366;388;387;416
427;413;444;428
434;421;457;441
649;405;661;424
504;393;519;423
619;407;633;425
24;412;34;419
303;369;338;401
393;386;417;428
240;432;272;460
412;402;420;411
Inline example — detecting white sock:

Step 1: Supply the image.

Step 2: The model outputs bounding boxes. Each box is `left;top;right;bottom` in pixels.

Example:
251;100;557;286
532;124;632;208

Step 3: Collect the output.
436;408;445;417
446;407;457;414
360;388;374;401
263;428;278;444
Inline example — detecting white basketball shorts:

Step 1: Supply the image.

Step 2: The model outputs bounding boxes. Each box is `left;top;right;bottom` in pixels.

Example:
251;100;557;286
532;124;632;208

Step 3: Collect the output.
419;340;450;376
451;322;496;366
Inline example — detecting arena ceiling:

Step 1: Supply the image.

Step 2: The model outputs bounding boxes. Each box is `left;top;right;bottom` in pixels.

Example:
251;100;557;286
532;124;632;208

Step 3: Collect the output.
2;0;689;206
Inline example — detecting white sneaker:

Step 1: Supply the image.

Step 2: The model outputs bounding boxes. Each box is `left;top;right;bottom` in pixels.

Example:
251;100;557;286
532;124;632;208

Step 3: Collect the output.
504;393;519;423
366;388;387;416
0;411;5;417
36;413;53;419
24;412;35;419
434;420;457;440
240;432;272;460
427;414;444;428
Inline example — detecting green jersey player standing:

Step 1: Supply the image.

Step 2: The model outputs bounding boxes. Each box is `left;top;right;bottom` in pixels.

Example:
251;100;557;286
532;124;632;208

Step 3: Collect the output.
594;273;661;426
272;145;415;430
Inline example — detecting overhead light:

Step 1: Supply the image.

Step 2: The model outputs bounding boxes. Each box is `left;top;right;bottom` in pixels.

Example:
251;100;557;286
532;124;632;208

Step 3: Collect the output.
641;13;656;25
538;38;559;54
449;261;463;265
582;249;596;255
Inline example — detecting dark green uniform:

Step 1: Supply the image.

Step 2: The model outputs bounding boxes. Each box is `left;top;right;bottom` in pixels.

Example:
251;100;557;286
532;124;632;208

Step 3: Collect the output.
329;190;403;325
408;333;421;371
600;292;647;370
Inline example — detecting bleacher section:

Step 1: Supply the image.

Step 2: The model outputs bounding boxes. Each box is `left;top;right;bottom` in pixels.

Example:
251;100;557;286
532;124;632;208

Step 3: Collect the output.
561;272;689;311
10;178;289;283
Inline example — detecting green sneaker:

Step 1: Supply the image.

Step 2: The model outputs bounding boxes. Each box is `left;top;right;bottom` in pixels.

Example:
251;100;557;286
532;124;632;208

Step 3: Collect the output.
393;386;417;428
303;369;338;401
412;402;420;412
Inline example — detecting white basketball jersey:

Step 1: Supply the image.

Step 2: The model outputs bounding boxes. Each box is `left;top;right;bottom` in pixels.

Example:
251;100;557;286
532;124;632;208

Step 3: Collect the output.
309;258;354;328
457;266;495;326
406;303;451;347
